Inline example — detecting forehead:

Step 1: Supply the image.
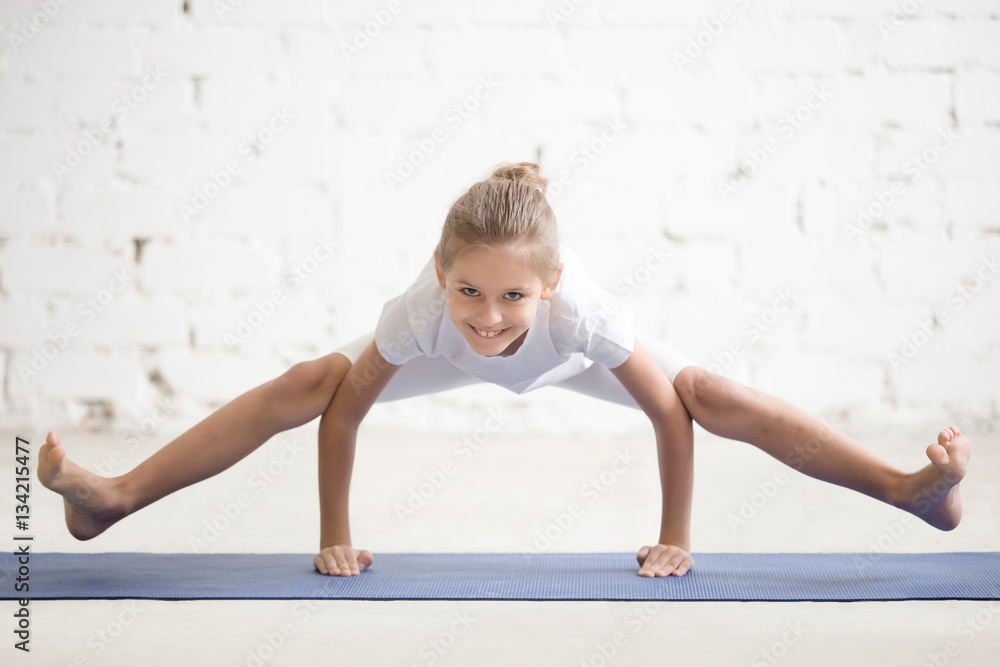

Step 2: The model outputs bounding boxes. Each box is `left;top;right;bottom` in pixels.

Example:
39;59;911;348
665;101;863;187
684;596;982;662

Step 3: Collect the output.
448;245;541;289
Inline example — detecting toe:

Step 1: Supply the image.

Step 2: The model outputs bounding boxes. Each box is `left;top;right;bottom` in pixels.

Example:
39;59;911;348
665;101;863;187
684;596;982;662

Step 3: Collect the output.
939;428;954;446
38;438;66;485
927;443;949;468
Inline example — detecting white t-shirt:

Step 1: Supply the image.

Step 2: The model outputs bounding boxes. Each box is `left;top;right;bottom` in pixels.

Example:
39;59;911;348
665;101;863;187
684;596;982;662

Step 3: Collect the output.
373;244;635;395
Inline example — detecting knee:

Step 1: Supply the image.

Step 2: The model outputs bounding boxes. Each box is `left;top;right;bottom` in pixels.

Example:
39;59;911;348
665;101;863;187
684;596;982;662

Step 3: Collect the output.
674;366;753;414
276;355;349;405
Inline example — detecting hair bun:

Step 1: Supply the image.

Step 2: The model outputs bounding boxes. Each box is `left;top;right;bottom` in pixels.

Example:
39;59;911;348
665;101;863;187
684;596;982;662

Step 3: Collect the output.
490;161;548;196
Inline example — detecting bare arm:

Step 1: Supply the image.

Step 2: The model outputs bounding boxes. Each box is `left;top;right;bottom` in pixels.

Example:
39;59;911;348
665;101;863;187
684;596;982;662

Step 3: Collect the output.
652;397;694;550
317;340;401;550
609;339;695;575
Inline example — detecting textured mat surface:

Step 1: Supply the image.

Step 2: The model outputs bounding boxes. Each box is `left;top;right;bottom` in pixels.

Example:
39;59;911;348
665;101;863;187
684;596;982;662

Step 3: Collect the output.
3;552;999;601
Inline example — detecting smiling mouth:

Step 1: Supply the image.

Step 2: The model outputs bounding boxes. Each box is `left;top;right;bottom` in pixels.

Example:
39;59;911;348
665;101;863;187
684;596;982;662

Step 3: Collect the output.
470;324;509;339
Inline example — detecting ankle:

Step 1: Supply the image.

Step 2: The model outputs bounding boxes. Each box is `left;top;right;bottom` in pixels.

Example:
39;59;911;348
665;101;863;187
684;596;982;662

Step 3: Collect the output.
884;469;913;511
110;475;137;518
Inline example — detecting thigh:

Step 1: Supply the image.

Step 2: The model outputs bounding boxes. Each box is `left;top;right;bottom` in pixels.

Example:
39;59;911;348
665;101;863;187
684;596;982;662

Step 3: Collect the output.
550;331;701;410
332;330;482;402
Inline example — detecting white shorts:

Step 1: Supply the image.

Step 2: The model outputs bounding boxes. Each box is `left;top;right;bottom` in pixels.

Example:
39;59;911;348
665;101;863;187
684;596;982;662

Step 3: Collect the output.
331;330;700;409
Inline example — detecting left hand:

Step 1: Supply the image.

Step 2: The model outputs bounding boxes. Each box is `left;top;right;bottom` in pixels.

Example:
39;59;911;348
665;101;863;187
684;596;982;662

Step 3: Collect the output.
636;543;693;577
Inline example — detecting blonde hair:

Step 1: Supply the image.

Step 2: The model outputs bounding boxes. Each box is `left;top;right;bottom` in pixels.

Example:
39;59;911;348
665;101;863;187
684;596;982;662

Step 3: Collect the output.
435;161;561;284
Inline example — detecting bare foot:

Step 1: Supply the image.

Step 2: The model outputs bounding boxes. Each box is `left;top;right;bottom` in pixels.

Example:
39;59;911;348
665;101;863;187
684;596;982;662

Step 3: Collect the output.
37;431;129;540
898;426;970;531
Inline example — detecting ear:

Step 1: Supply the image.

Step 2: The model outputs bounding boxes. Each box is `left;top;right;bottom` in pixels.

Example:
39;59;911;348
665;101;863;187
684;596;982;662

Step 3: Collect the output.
434;251;446;289
540;263;563;300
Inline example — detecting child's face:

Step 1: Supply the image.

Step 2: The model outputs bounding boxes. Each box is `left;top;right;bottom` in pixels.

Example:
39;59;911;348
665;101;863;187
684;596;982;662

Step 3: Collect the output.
435;244;562;358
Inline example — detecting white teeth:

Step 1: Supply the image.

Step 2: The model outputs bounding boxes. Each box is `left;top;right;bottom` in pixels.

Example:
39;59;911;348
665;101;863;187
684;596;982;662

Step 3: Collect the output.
474;326;505;338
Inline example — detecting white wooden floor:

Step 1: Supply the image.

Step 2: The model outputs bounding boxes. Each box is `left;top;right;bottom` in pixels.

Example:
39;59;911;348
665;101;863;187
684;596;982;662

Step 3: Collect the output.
4;420;998;666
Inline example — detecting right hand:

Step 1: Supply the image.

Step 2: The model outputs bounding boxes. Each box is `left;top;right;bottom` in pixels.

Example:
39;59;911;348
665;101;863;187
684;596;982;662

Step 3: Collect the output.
314;544;373;576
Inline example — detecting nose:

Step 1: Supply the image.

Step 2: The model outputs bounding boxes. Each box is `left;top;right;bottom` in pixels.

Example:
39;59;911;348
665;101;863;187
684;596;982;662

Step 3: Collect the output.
477;302;502;327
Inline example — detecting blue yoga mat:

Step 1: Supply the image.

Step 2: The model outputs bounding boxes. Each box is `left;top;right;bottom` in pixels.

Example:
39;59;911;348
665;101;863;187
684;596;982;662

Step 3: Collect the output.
3;552;998;602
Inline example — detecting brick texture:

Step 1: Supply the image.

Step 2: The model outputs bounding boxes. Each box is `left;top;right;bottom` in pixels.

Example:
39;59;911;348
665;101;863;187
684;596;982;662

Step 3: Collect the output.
1;1;997;437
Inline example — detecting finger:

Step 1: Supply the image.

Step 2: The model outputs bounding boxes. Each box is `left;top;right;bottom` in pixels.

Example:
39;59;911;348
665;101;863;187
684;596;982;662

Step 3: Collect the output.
323;552;340;575
672;559;692;577
314;555;328;575
638;549;668;576
324;550;343;575
662;553;686;576
357;550;374;571
334;550;352;576
648;547;689;577
345;552;360;575
637;551;656;575
636;546;652;567
649;553;677;577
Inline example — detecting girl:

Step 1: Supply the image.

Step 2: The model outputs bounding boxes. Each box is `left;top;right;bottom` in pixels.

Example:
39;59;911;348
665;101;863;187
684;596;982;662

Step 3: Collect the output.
37;162;971;579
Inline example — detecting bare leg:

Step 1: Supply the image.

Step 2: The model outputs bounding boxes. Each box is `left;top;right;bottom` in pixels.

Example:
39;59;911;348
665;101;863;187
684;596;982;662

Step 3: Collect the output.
673;366;970;531
37;353;352;540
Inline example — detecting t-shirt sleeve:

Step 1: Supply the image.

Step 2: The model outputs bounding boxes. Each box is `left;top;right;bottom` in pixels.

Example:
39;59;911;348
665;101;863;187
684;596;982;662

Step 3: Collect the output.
373;292;423;365
581;292;635;369
552;285;636;369
550;246;636;369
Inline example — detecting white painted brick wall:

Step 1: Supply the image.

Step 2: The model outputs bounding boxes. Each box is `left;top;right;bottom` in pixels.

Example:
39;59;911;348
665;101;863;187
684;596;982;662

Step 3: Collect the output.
10;351;146;402
7;27;137;80
0;190;53;233
154;348;288;403
0;246;131;294
0;300;46;347
139;240;284;293
0;0;997;439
